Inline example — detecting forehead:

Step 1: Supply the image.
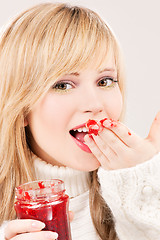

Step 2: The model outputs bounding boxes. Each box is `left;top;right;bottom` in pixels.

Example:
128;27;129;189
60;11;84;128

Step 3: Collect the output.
67;47;116;75
90;48;116;71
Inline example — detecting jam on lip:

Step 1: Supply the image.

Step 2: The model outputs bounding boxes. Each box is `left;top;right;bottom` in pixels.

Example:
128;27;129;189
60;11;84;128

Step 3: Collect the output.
70;118;118;153
86;119;102;136
69;119;104;142
86;118;119;135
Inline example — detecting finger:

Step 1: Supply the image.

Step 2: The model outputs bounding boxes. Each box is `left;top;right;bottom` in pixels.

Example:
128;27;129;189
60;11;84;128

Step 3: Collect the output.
11;231;58;240
102;119;141;148
95;129;128;155
147;111;160;151
84;134;110;169
5;219;45;239
69;211;74;222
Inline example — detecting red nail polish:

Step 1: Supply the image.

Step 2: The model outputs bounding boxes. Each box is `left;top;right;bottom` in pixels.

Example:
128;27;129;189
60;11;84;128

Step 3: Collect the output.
89;134;94;140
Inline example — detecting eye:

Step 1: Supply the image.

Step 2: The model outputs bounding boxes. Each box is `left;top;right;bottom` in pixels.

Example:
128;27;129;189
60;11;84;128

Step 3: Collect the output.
52;81;74;91
97;77;118;88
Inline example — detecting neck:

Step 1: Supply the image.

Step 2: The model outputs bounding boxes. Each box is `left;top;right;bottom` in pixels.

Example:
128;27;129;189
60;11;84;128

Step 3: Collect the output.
33;156;90;198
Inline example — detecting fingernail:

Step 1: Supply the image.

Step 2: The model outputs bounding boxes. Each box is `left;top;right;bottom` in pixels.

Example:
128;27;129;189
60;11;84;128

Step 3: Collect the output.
155;111;160;121
31;221;45;229
103;119;117;128
45;232;58;239
103;119;111;128
84;134;93;143
89;134;94;139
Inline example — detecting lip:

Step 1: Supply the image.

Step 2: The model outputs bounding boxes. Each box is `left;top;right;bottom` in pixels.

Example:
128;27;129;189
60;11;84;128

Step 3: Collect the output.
70;135;92;153
71;122;86;131
69;122;91;153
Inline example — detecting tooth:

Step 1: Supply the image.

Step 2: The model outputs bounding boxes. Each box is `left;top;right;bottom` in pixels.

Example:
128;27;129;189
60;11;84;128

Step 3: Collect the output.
73;127;88;132
82;127;87;132
77;128;83;132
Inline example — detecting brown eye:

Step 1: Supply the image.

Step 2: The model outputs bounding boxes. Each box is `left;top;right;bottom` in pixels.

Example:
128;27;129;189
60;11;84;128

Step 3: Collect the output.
55;83;68;90
52;81;73;91
97;78;118;87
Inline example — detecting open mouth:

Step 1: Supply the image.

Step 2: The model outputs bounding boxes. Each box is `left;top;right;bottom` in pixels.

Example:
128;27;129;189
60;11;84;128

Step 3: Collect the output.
69;118;107;153
69;118;104;142
69;124;91;153
69;126;88;143
69;118;113;152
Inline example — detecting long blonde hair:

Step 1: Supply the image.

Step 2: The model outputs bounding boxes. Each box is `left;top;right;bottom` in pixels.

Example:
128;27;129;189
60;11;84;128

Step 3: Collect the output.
0;3;125;239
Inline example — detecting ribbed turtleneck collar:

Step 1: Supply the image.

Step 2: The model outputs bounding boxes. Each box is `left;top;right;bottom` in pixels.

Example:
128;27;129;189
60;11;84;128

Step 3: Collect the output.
33;157;90;198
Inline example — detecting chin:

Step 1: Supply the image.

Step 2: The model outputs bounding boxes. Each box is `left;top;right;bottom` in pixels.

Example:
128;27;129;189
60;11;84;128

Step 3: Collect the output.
85;164;100;172
70;158;101;172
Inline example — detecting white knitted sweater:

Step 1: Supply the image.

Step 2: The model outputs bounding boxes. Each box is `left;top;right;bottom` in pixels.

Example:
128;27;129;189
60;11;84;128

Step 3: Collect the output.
1;152;160;240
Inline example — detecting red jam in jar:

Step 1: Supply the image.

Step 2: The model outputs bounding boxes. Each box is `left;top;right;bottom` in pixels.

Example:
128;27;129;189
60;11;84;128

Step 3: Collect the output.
14;179;72;240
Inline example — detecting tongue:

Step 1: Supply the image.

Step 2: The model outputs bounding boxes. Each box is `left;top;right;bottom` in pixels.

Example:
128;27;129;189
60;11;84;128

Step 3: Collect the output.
74;132;87;143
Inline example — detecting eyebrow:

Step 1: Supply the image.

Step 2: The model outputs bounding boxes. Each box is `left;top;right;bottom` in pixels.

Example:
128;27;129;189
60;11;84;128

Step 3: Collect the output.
99;68;116;73
68;72;80;76
68;68;116;76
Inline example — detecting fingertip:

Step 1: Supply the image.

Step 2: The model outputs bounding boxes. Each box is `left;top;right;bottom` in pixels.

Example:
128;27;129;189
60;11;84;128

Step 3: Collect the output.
103;119;111;128
148;111;160;143
89;134;94;140
45;231;58;239
103;119;118;128
155;111;160;121
84;134;93;143
31;221;45;230
69;211;74;222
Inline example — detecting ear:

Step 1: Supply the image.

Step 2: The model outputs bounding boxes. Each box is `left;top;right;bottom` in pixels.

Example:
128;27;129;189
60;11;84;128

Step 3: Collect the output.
24;117;29;127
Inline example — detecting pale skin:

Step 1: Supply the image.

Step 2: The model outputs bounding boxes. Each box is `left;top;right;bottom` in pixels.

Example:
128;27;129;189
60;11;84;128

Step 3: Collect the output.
5;50;160;239
84;114;160;170
4;217;74;240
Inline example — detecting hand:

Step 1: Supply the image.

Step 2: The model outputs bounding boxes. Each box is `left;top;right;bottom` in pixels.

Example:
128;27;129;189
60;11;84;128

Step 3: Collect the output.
5;211;74;240
5;219;58;240
84;112;160;170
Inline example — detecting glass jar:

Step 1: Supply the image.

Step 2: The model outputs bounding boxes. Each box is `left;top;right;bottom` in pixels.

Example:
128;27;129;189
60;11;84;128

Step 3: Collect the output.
14;179;72;240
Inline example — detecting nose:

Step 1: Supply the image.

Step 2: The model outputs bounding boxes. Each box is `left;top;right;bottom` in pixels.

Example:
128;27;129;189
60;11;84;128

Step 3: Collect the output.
83;103;103;115
80;88;104;116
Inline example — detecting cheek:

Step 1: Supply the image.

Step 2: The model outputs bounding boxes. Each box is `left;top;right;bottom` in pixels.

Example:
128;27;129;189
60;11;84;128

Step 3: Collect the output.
104;89;123;120
115;94;123;119
35;93;73;129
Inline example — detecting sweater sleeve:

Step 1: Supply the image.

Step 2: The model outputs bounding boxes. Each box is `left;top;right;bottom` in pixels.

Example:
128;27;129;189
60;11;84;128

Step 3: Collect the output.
98;152;160;240
0;221;8;240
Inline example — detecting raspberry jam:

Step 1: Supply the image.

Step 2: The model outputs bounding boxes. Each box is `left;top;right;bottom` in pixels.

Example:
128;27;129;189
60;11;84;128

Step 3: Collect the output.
86;118;118;135
86;119;102;135
14;179;72;240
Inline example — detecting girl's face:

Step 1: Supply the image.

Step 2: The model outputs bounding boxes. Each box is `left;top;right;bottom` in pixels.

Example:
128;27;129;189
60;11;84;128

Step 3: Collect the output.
26;51;123;171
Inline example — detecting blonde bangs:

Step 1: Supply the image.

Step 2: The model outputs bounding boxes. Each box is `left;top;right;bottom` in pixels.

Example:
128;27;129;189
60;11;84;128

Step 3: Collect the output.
41;5;119;77
33;4;125;100
0;3;124;114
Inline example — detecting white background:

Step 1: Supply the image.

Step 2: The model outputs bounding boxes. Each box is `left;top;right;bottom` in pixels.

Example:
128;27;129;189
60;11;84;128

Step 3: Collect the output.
0;0;159;137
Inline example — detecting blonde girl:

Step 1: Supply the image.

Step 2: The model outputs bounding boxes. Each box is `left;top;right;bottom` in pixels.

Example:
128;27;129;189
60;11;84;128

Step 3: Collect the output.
0;2;160;240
